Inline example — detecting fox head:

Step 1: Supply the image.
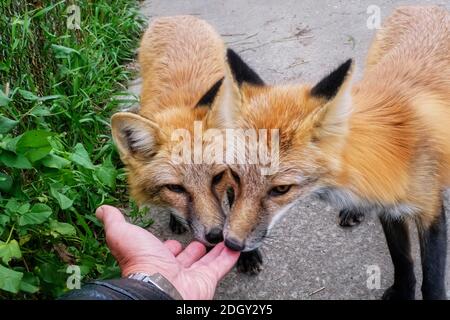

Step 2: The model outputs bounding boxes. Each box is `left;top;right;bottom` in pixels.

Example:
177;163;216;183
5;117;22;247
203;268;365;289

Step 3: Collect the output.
111;15;255;246
111;74;236;245
111;42;264;246
222;56;354;252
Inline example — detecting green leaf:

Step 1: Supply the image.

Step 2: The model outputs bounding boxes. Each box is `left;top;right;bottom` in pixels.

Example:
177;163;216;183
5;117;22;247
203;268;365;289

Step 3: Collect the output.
0;214;10;227
0;115;18;134
16;130;53;162
50;185;73;210
0;265;23;294
0;151;33;169
19;273;39;294
17;203;30;215
51;44;80;56
70;143;95;169
37;95;63;102
37;262;64;285
41;154;70;169
27;146;52;162
0;135;21;152
0;63;9;72
17;90;63;102
0;173;13;192
18;89;39;101
32;1;60;18
5;198;20;212
0;240;22;264
49;219;76;236
0;89;11;107
95;162;117;189
4;201;29;216
16;130;53;149
18;204;52;226
30;105;52;117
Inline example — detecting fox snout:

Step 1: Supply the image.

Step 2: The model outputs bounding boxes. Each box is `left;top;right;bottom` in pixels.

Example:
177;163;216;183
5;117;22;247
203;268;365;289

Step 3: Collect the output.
190;219;224;247
205;227;223;244
223;230;267;252
224;236;245;252
187;192;227;246
223;220;268;252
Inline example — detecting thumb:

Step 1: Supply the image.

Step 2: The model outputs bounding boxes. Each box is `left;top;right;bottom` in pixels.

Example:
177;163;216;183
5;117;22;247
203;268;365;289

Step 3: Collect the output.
96;205;126;230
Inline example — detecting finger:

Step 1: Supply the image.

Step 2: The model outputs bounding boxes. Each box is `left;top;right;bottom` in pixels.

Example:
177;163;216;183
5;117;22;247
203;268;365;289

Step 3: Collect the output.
192;242;226;265
97;205;168;249
96;205;126;231
164;240;183;256
176;241;207;268
193;243;240;280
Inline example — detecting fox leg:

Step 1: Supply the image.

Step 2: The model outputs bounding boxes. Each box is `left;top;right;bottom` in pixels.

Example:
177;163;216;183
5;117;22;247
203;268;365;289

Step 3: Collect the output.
169;213;187;234
380;215;416;300
416;206;447;300
237;249;263;275
338;208;365;227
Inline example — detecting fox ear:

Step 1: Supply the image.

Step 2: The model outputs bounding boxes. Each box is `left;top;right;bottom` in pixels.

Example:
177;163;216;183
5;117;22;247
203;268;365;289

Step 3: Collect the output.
111;112;158;161
226;49;264;87
310;59;354;138
207;71;241;128
207;49;264;128
311;59;353;100
196;77;224;107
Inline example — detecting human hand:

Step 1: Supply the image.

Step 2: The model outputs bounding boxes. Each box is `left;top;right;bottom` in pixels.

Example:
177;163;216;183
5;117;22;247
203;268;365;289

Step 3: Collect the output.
96;205;240;300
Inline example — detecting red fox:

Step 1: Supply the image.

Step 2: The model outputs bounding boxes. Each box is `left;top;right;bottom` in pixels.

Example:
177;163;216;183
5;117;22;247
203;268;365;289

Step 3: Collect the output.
110;16;264;273
221;6;449;299
111;15;230;245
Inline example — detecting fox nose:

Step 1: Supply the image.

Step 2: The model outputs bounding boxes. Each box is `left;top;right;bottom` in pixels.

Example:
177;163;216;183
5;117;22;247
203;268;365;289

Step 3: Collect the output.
224;237;245;252
205;228;224;244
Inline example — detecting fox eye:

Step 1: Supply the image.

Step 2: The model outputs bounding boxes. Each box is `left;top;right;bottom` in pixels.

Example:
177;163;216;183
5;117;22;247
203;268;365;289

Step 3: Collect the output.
230;170;240;184
165;184;186;194
269;185;292;197
212;171;225;185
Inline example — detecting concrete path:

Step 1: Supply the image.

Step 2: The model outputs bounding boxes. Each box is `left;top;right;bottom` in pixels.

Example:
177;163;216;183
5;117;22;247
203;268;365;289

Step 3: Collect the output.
132;0;450;299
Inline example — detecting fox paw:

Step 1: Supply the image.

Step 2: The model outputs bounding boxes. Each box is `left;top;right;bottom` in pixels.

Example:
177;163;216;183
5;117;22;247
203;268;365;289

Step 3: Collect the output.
338;209;365;227
237;250;263;275
169;214;188;234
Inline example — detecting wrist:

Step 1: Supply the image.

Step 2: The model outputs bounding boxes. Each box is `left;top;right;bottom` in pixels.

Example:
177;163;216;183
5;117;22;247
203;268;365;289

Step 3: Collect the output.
127;272;184;300
122;263;161;277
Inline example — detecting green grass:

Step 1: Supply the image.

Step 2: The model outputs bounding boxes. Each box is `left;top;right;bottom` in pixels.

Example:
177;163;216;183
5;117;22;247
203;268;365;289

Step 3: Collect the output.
0;0;145;299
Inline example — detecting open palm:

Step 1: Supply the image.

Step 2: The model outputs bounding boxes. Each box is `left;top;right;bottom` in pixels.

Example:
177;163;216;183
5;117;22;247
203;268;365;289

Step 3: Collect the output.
96;205;240;300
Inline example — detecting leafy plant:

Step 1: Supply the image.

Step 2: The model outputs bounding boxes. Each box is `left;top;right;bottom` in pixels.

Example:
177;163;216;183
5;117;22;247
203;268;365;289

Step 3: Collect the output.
0;0;144;298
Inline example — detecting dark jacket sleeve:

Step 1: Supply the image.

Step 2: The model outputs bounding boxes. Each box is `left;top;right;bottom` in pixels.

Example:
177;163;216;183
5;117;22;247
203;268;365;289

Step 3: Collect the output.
60;278;174;300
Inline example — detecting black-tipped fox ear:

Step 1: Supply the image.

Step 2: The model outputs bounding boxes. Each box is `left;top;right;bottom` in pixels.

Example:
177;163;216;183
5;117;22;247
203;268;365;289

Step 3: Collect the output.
111;112;159;161
308;59;354;141
311;59;353;100
207;49;263;128
226;48;264;86
196;77;224;107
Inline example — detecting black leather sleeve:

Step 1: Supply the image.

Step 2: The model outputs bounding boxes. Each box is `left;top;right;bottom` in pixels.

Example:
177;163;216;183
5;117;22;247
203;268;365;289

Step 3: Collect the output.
60;278;174;300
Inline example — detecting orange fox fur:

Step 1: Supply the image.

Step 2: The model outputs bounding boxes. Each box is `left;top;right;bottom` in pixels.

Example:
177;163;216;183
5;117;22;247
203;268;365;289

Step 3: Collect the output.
111;16;233;244
337;6;450;227
138;16;225;117
223;6;449;245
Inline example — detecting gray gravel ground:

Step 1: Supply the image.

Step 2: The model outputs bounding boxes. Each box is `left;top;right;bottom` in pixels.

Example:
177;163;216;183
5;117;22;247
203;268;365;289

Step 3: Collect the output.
128;0;450;299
